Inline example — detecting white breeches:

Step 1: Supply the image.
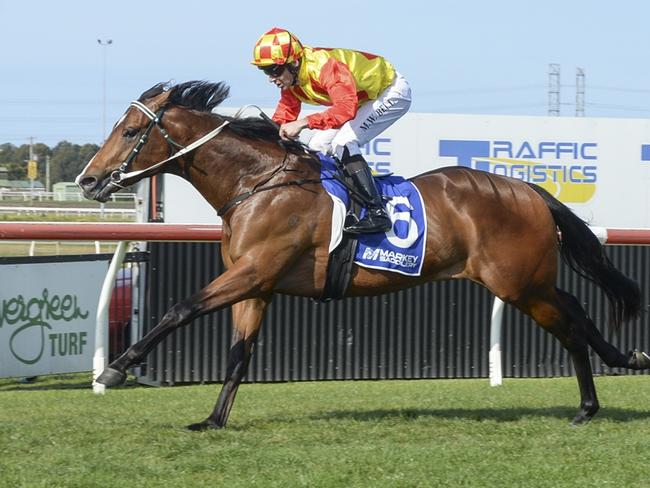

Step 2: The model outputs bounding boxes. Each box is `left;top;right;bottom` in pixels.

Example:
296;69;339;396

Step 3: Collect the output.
305;72;412;159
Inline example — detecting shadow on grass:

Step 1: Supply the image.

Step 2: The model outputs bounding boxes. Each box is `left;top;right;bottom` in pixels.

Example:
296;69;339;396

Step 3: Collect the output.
0;376;140;392
307;406;650;423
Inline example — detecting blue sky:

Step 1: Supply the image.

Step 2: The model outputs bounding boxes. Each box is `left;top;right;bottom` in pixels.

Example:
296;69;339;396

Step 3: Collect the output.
1;0;649;146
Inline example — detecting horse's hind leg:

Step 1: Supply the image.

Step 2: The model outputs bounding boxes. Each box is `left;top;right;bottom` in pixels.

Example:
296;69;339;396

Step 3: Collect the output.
515;289;599;425
556;289;650;371
187;296;270;431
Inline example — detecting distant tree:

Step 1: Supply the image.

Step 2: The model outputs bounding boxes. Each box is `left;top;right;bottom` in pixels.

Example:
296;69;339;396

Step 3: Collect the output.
0;142;51;180
49;141;100;184
0;144;18;176
0;143;16;164
0;141;99;185
50;141;77;183
2;145;30;180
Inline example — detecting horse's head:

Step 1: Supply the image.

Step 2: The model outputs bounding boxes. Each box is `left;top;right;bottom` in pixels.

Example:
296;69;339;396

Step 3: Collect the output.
76;81;230;202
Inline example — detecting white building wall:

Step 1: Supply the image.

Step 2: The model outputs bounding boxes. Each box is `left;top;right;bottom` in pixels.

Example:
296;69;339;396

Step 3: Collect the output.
163;111;650;227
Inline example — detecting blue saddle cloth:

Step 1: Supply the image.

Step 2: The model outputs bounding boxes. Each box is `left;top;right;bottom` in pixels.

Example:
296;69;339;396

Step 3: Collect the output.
318;153;427;276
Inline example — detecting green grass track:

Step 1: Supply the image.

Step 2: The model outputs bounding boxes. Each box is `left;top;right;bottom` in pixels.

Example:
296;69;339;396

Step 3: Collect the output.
1;375;649;487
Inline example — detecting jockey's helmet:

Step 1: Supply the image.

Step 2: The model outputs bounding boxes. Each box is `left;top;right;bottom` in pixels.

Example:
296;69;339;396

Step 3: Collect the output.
251;28;303;67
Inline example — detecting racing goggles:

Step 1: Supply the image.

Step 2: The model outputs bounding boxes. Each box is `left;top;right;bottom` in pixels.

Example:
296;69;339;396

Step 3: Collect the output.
260;64;286;78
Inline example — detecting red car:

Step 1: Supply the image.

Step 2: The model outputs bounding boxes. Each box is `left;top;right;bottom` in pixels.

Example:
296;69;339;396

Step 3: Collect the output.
108;267;132;361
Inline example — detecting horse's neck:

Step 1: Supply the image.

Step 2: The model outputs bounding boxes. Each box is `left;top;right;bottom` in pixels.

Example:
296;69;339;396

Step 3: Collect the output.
182;130;316;215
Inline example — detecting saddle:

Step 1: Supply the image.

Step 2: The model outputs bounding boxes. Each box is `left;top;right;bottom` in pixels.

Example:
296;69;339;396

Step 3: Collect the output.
317;153;427;301
319;164;363;302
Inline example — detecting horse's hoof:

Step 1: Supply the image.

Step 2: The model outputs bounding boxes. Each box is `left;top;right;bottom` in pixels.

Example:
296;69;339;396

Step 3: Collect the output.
96;367;127;387
570;414;593;427
571;408;596;427
186;419;223;431
570;417;591;427
629;350;650;369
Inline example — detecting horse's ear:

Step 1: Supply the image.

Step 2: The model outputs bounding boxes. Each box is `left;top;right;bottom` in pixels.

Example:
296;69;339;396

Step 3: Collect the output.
148;90;173;113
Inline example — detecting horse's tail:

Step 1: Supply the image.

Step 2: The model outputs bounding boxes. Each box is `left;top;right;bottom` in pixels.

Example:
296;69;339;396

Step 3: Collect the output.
527;182;641;329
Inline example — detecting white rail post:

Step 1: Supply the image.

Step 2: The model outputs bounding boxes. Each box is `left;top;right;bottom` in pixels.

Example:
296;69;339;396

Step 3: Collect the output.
487;227;608;387
93;240;128;394
489;297;505;386
589;226;608;245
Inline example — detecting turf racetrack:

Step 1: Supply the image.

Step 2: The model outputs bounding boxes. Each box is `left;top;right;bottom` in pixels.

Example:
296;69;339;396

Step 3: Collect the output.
1;375;648;487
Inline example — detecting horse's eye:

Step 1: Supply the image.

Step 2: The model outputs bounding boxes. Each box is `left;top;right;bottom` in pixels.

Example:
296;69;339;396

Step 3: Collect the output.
123;127;139;139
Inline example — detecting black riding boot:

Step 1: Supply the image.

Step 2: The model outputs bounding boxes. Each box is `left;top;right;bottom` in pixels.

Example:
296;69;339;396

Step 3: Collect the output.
341;153;392;234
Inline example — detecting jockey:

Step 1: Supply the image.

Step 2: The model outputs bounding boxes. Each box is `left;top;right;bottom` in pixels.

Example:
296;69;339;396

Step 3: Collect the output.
251;27;412;234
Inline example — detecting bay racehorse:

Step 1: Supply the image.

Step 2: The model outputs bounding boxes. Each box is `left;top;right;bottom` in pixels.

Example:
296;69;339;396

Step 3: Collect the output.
76;81;649;430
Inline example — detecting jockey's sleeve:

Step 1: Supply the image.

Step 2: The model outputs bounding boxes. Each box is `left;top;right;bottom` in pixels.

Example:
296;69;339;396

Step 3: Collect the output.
306;59;359;130
272;89;302;125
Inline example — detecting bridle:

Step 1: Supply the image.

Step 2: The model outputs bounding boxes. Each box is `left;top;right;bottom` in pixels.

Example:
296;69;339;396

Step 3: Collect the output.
107;100;232;190
110;101;183;186
103;100;358;218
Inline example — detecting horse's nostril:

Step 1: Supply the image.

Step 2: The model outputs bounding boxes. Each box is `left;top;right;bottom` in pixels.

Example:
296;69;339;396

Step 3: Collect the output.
80;176;97;190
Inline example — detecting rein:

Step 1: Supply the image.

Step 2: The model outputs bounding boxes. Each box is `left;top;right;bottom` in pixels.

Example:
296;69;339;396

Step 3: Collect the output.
216;177;327;217
107;101;363;218
217;144;326;217
216;153;372;217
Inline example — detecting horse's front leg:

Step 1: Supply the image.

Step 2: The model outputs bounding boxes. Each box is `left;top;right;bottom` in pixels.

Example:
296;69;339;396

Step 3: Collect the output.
96;255;273;388
187;296;271;431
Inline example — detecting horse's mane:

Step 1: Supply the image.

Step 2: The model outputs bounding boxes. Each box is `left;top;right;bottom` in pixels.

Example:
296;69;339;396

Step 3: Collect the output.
138;80;306;152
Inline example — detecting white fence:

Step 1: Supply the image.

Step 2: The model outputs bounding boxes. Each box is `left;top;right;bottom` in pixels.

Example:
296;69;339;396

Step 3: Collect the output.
0;206;136;217
1;222;648;389
0;190;137;203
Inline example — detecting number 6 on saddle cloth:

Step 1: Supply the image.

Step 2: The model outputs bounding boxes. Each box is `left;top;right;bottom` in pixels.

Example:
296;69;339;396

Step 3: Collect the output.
318;153;427;301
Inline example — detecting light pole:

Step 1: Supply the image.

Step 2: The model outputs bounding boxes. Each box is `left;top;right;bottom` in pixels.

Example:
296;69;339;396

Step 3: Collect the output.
97;39;113;143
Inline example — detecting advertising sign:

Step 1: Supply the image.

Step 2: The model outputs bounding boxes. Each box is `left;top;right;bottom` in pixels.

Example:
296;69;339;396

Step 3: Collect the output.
163;111;650;228
391;113;650;227
0;261;104;378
